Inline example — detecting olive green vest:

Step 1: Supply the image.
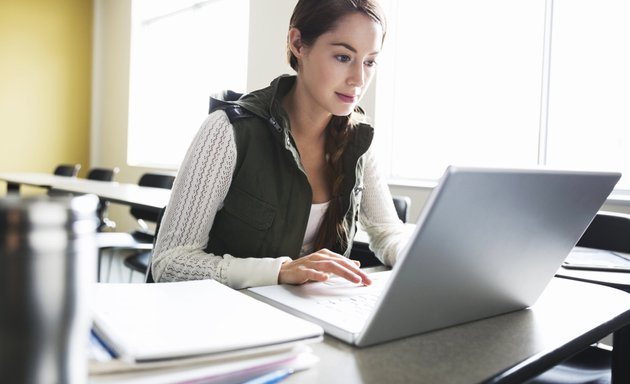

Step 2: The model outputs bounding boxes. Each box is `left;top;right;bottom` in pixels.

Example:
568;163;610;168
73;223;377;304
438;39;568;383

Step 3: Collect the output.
205;75;374;259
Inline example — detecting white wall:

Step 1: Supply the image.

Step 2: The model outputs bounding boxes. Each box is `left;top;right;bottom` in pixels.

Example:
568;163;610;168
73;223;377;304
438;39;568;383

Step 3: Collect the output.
246;0;296;90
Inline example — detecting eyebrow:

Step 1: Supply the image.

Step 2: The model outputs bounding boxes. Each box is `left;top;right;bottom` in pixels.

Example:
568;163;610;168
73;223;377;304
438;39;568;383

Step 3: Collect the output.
331;42;380;56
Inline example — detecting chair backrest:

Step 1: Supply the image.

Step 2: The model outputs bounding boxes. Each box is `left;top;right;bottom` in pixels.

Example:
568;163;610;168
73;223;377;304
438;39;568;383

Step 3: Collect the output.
86;167;121;231
576;211;630;253
392;195;411;223
53;164;81;177
130;173;176;224
87;167;120;182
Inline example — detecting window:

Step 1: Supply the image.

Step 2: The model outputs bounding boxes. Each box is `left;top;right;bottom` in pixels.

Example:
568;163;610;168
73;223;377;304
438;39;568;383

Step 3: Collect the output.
545;0;630;182
376;0;630;191
128;0;249;169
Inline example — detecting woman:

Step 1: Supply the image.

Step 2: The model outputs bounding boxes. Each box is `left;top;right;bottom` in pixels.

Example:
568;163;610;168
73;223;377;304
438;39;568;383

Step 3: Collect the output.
152;0;409;288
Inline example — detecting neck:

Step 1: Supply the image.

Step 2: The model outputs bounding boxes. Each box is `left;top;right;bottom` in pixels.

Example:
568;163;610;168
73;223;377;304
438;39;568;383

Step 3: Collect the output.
282;80;331;142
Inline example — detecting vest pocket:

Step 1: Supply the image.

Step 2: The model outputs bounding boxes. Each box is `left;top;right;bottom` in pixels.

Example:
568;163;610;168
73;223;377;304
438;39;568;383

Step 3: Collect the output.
208;187;276;258
223;187;276;230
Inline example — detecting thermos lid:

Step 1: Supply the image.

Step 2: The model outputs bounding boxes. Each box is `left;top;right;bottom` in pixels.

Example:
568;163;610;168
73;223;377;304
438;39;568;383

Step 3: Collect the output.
0;194;99;243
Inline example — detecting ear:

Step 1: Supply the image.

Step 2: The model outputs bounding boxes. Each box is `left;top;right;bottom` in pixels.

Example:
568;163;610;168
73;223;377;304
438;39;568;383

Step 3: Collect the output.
288;28;304;59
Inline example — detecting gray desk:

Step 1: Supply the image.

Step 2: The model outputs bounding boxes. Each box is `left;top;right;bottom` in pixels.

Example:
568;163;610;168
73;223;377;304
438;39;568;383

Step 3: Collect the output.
283;277;630;384
558;266;630;293
0;172;171;211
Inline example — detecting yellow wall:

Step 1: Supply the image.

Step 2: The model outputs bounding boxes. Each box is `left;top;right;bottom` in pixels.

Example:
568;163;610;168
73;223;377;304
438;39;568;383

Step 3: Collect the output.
0;0;92;190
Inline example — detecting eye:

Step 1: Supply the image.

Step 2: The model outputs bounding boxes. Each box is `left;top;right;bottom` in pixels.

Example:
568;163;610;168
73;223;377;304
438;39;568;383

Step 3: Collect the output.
335;55;351;63
364;60;378;68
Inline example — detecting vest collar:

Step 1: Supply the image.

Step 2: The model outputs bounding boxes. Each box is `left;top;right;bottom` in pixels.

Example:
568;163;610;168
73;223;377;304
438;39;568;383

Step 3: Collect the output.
235;75;295;123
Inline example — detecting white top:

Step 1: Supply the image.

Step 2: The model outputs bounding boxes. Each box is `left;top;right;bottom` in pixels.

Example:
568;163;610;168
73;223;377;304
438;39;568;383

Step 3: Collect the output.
301;201;330;256
151;111;412;289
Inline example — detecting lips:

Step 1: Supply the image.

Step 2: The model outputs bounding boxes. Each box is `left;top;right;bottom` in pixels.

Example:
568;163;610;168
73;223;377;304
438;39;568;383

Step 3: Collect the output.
336;92;358;104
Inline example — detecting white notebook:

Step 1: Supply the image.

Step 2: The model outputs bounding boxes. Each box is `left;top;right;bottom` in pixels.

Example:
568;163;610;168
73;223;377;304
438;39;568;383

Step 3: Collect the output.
91;280;323;362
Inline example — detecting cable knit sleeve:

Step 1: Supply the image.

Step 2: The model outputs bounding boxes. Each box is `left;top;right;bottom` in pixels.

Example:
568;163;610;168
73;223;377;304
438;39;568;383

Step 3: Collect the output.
358;148;414;266
151;111;291;289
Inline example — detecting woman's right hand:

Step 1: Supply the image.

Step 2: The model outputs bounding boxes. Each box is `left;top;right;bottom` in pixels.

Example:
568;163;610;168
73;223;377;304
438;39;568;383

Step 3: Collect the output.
278;248;372;286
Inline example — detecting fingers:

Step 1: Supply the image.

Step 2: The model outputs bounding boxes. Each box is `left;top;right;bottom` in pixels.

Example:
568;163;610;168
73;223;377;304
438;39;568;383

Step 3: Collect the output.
278;249;372;286
313;250;372;286
303;267;330;283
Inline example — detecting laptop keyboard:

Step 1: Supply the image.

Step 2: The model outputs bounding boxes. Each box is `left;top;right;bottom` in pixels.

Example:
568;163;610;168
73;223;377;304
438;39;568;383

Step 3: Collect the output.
315;293;379;324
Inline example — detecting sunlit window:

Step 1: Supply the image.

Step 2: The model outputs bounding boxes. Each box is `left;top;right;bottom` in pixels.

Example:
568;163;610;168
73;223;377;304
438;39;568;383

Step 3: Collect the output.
545;0;630;188
128;0;249;169
375;0;630;191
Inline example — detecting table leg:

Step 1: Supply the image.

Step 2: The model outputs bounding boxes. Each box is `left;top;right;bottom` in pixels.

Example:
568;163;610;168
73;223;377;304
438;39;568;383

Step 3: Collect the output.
6;182;20;195
612;325;630;383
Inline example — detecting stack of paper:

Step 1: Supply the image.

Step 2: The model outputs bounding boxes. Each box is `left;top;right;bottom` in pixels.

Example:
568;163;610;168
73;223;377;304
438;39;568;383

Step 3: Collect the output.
562;247;630;272
88;279;323;383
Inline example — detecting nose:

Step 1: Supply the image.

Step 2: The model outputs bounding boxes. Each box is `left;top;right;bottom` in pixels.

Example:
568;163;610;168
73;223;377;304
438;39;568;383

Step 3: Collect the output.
347;61;365;88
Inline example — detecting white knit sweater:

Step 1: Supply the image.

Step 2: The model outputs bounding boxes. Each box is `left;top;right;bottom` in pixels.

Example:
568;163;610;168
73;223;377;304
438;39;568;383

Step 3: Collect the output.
151;111;411;289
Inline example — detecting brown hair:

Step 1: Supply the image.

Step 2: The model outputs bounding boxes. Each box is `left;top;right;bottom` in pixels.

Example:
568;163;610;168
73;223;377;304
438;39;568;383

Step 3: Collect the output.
287;0;387;252
287;0;387;72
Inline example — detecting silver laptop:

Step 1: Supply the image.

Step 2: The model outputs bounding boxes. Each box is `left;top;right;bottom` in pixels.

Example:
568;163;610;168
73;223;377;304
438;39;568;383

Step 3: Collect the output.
248;166;621;347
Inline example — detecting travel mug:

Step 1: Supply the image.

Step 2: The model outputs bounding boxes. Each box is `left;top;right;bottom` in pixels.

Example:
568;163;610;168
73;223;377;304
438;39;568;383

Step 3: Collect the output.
0;194;98;384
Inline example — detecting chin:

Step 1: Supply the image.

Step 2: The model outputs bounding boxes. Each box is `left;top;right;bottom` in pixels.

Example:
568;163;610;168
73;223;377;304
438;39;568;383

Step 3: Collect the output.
331;106;356;117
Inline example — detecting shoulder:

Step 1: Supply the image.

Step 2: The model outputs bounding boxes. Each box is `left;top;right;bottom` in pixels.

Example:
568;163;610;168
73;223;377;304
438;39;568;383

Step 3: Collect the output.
222;104;257;123
346;121;374;160
199;108;269;156
191;110;237;150
209;101;262;131
350;108;375;145
201;109;232;132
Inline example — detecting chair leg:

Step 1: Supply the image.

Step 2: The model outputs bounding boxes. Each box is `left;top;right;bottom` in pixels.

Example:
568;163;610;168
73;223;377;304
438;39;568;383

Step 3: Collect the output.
105;249;114;283
612;325;630;383
97;250;102;283
128;268;134;283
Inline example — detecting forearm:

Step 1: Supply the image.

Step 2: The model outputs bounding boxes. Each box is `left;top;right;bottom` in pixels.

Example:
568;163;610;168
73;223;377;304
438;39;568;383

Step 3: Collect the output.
154;249;291;288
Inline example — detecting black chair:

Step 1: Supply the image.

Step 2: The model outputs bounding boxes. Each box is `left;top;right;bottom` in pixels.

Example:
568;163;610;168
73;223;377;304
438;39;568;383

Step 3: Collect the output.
49;166;120;227
527;211;630;384
349;195;411;268
87;167;119;183
48;164;82;196
392;195;411;223
127;173;175;239
86;167;120;232
575;211;630;254
124;248;153;282
53;164;81;177
124;206;167;283
97;172;175;282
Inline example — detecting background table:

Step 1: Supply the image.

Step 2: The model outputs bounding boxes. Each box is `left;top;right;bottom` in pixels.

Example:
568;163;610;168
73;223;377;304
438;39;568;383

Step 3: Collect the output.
0;172;171;211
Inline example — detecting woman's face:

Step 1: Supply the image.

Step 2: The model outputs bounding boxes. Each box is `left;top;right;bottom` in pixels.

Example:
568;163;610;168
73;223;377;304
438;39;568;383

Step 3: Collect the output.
294;12;383;117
